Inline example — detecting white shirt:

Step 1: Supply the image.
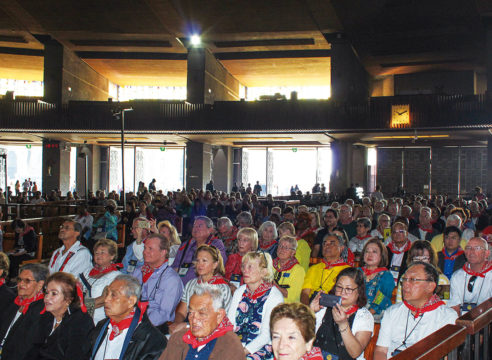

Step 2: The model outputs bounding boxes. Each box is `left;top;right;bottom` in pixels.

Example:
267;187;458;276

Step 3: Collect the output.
376;301;458;358
75;214;94;233
81;269;121;324
94;325;128;360
227;284;284;354
448;266;492;311
48;241;93;276
349;236;371;254
315;307;374;360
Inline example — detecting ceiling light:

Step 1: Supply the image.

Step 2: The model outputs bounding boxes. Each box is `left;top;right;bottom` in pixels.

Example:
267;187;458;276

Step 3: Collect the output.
190;34;201;46
372;135;449;139
222;137;293;141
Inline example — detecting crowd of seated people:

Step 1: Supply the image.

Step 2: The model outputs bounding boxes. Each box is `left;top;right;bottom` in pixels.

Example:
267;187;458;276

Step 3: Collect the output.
0;185;491;360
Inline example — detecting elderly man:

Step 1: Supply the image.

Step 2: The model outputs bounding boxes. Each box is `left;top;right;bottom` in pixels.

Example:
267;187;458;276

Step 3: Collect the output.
133;233;183;331
122;217;150;274
236;211;253;228
172;216;227;286
338;204;357;239
409;207;440;241
449;237;491;314
90;275;167;360
217;217;238;256
0;264;49;360
159;283;245;360
300;233;350;305
386;220;412;285
312;209;339;258
48;220;92;275
430;214;469;252
374;262;458;359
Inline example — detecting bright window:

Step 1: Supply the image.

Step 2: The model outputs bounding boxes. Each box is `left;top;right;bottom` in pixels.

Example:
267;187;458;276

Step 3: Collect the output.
0;145;42;192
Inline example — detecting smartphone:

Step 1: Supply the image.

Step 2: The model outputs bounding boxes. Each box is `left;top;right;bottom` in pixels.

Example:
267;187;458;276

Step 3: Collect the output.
137;220;150;229
319;293;341;308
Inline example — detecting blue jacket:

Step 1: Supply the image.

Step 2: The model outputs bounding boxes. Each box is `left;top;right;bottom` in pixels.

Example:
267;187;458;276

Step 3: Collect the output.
121;241;145;274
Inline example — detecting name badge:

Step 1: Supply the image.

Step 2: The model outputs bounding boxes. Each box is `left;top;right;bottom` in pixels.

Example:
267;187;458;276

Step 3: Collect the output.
279;284;290;289
127;259;137;273
179;263;191;277
390;265;400;272
461;302;477;312
282;273;291;278
230;274;241;288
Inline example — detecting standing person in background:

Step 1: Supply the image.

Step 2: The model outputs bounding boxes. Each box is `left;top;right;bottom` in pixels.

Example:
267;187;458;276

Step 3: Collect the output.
149;178;157;192
253;181;262;196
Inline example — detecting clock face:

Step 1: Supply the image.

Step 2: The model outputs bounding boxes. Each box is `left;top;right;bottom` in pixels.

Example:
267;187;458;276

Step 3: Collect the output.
391;104;410;127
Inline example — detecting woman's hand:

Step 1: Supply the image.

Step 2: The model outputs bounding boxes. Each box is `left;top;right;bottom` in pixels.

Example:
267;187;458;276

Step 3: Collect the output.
149;219;158;233
332;303;349;326
168;321;187;334
309;291;323;313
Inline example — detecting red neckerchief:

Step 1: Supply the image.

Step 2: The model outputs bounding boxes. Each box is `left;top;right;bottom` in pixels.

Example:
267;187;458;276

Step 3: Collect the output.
442;248;464;261
198;275;229;285
183;316;234;349
404;294;445;318
388;240;411;255
418;224;433;233
0;278;5;287
14;292;44;315
89;263;122;277
273;257;299;272
462;261;492;278
322;258;348;270
355;234;372;241
362;267;387;277
347;249;355;267
141;260;168;283
245;281;273;301
345;305;359;316
297;227;316;240
109;302;148;340
50;248;75;271
259;239;277;250
298;347;324;360
221;227;238;244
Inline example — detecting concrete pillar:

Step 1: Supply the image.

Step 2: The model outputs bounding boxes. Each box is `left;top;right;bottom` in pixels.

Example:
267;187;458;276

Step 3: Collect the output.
186;142;212;190
211;146;233;192
232;148;242;192
42;140;70;195
43;37;109;104
329;34;369;102
485;18;492;99
76;145;102;197
187;48;241;104
329;140;353;197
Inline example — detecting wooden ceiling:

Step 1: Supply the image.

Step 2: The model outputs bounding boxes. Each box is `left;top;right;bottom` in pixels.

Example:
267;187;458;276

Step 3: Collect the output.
0;0;489;87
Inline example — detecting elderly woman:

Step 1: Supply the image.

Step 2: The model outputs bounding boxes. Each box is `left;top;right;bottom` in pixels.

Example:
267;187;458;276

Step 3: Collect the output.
227;251;284;356
258;221;278;257
395;240;450;303
157;220;181;264
225;227;258;288
0;252;15;309
270;303;323;360
38;272;94;359
273;235;306;303
0;264;49;360
370;213;391;241
170;244;231;334
278;222;310;272
359;238;395;320
310;267;374;360
8;219;37;278
79;239;121;324
348;217;373;261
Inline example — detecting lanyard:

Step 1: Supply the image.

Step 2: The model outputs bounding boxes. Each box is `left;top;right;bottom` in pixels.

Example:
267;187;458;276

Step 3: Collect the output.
395;310;424;352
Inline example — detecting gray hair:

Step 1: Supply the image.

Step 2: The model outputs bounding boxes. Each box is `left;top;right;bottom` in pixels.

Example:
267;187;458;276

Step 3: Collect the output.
259;221;278;239
357;217;372;229
420;206;431;215
191;282;226;311
19;263;49;283
446;214;462;227
217;217;233;228
324;233;345;247
279;235;298;251
236;211;253;226
194;216;214;229
113;274;142;300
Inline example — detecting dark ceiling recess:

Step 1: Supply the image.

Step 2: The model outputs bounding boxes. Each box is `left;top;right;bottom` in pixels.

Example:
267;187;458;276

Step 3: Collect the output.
214;38;315;48
232;141;322;146
69;39;172;47
0;35;27;43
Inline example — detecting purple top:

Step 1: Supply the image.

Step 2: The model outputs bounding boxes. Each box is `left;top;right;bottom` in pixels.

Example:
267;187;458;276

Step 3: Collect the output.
132;262;183;326
171;236;228;286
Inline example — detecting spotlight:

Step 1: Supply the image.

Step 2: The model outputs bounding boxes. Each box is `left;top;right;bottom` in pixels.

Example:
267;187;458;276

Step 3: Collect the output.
190;34;201;46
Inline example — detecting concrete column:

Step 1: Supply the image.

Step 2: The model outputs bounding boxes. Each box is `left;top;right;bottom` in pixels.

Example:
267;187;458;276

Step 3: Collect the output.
329;140;353;197
232;148;242;192
329;34;369;102
485;18;492;99
187;48;241;104
42;140;70;195
43;37;109;104
186;142;212;190
76;145;102;197
211;146;232;192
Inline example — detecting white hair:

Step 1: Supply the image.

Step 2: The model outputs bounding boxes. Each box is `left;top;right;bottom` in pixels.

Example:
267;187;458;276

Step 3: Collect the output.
191;283;225;311
446;214;462;227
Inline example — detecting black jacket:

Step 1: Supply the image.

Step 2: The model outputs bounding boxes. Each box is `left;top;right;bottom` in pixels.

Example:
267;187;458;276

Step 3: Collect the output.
409;226;440;241
90;313;167;360
386;247;409;283
437;251;467;277
0;283;15;314
37;306;94;360
0;299;48;360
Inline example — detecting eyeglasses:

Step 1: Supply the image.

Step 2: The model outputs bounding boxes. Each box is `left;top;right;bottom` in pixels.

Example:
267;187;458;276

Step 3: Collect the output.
412;256;430;262
334;285;358;294
393;230;406;234
17;277;37;285
59;225;73;230
467;275;477;292
278;245;295;251
401;277;432;284
464;246;485;252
